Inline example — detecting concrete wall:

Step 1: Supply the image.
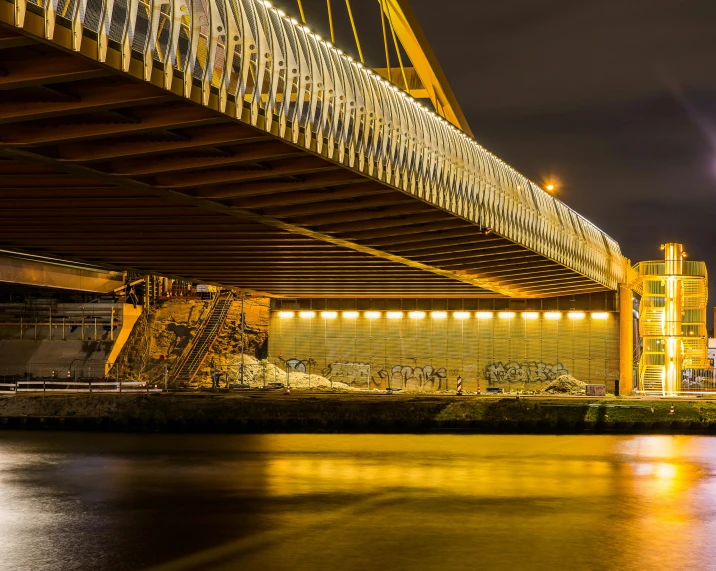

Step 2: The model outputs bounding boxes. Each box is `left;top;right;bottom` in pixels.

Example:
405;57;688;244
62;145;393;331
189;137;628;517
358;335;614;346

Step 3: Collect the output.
0;304;141;378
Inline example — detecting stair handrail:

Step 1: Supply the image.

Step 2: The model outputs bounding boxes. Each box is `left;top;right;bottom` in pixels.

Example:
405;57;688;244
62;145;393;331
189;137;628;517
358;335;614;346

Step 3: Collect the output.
170;292;225;382
179;294;234;384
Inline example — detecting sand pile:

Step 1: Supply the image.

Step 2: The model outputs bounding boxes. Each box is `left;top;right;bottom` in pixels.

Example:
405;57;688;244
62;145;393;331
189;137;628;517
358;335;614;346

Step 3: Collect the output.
540;375;586;396
202;354;353;390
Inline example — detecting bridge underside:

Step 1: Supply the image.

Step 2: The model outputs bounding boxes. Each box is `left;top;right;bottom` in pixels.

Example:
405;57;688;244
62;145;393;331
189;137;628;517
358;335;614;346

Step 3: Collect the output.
0;24;611;298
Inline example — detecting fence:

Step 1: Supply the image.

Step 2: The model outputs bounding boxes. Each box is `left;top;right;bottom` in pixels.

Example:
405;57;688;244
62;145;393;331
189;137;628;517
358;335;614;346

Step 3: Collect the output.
0;302;123;341
679;369;716;394
0;362;111;381
210;361;290;389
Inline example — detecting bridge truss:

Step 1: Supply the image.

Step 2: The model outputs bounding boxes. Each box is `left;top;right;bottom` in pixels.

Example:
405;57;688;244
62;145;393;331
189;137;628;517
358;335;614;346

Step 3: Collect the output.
0;0;625;298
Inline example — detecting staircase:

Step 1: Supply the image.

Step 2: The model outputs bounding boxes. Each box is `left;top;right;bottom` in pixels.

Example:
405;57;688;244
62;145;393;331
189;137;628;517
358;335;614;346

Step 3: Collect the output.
640;364;665;395
172;292;234;385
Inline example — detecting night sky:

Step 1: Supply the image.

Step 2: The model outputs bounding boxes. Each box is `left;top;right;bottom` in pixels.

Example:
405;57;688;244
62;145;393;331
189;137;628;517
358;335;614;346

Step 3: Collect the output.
275;1;716;327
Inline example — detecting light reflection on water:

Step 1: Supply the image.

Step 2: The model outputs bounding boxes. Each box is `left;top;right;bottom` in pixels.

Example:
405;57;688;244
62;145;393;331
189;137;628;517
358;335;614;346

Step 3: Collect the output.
0;433;715;570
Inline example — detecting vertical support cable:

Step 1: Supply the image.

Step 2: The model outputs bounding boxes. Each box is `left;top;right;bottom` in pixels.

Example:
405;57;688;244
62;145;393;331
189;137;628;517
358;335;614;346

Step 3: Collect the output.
383;1;409;92
379;0;390;78
296;0;306;23
344;0;364;63
326;0;335;43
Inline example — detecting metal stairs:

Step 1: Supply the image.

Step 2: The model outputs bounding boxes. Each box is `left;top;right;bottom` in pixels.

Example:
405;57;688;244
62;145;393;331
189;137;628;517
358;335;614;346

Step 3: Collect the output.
172;292;234;385
640;364;665;395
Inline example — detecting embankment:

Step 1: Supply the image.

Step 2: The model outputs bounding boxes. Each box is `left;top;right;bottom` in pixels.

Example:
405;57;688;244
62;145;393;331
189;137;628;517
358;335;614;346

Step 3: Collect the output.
2;394;716;434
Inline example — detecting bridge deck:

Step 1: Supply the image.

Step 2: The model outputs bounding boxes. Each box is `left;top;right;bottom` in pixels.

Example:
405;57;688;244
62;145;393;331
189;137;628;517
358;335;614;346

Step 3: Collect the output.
0;0;625;298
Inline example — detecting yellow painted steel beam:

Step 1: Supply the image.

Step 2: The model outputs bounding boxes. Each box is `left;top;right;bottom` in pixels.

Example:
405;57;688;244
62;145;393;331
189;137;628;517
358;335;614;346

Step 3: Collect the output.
380;0;474;136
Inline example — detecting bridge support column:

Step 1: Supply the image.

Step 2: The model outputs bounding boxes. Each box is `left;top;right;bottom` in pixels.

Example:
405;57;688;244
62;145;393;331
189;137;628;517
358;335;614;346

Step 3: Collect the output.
619;284;634;395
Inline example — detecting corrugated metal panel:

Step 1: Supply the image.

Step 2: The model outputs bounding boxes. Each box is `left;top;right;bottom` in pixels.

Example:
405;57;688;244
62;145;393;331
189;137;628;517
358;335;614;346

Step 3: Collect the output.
270;311;620;392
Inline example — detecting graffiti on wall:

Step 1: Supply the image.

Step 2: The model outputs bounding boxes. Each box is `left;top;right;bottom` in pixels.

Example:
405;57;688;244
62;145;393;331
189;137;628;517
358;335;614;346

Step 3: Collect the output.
484;361;568;385
372;365;448;391
324;362;372;387
281;357;317;374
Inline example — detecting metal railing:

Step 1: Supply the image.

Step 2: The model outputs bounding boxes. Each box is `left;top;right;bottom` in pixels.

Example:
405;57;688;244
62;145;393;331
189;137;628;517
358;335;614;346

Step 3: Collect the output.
0;361;109;381
634;260;708;279
0;303;123;340
171;292;233;383
0;361;163;392
680;369;716;394
3;0;625;292
0;380;159;393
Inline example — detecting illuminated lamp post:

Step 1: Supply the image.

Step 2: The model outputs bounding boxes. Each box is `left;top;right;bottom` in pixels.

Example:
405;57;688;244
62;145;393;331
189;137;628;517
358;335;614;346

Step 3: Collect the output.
663;244;684;395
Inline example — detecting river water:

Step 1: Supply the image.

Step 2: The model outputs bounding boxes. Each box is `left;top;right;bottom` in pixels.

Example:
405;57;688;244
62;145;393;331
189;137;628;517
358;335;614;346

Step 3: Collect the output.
1;432;715;571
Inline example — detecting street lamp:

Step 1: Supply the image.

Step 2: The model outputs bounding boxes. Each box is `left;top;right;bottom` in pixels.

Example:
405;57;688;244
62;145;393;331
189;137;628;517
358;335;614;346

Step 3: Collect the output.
240;292;251;386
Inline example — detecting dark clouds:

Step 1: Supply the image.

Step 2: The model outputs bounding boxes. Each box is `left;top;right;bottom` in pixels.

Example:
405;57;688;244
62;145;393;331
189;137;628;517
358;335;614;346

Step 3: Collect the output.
275;0;716;327
409;0;716;325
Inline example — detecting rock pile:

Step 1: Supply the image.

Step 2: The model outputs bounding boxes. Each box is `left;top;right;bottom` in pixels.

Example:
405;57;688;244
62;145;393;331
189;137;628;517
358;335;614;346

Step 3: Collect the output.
540;375;587;396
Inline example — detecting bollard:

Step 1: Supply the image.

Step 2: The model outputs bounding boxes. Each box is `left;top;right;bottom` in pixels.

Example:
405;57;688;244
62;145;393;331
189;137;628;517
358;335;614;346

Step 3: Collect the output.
456;375;463;395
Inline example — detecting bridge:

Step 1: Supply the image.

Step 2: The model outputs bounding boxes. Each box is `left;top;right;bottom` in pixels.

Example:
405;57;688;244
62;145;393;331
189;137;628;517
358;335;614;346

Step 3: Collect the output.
3;0;707;397
0;0;627;300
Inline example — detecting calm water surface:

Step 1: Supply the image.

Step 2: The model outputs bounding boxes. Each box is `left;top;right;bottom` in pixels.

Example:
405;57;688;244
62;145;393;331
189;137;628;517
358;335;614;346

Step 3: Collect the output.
1;432;715;570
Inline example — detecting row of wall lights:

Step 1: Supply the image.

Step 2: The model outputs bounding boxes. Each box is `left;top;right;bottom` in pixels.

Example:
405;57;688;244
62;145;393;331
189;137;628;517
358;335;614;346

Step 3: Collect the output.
278;311;611;320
